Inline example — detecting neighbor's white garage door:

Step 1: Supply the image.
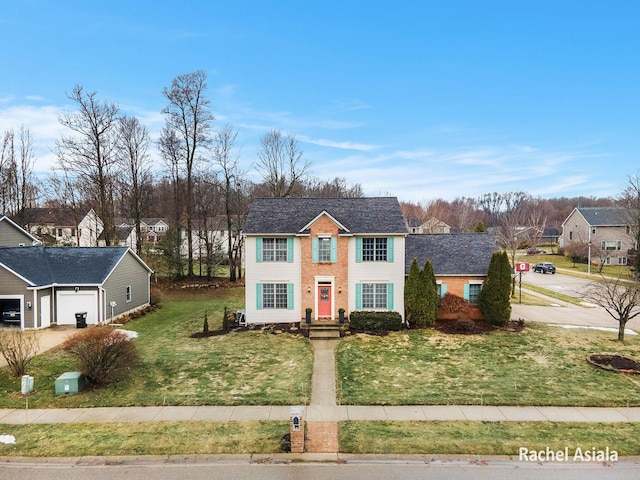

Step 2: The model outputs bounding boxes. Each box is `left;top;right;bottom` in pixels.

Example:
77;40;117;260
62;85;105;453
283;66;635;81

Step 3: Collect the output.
56;291;98;326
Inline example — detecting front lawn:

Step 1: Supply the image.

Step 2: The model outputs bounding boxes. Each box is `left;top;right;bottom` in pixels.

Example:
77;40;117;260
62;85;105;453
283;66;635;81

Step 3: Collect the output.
337;323;640;406
0;285;313;408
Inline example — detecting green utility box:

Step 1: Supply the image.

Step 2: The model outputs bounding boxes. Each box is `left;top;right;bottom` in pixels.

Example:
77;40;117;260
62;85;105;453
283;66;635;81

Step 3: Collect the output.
55;372;86;395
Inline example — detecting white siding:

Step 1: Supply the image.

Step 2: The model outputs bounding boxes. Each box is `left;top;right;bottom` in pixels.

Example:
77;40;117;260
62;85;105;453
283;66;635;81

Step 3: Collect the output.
244;236;301;324
348;236;405;319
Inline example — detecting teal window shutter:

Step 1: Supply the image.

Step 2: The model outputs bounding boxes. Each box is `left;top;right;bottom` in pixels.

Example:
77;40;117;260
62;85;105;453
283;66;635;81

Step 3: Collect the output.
287;283;294;310
387;237;394;262
331;237;337;262
287;237;294;263
440;284;448;298
256;238;263;263
355;283;362;309
387;283;394;309
312;238;319;263
256;283;263;309
463;284;470;301
355;237;362;263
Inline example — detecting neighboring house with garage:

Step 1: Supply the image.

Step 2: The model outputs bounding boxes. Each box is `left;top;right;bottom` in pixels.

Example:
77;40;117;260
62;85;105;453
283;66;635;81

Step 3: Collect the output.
0;246;153;330
243;197;408;325
0;215;40;247
405;233;498;320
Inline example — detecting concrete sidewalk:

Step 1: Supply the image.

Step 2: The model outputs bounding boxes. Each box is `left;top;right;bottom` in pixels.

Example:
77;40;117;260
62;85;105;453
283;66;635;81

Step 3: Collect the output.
2;404;640;425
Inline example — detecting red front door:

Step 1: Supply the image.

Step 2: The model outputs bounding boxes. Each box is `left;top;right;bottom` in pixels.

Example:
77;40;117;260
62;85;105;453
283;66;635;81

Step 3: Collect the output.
318;285;332;317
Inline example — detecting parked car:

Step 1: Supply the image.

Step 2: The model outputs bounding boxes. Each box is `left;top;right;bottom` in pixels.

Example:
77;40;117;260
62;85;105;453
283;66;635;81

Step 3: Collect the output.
533;262;556;274
2;308;21;325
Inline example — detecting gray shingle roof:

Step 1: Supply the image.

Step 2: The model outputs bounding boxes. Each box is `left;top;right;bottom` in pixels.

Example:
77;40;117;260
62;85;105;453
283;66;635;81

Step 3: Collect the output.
0;246;130;286
244;197;408;235
576;207;630;226
405;234;498;276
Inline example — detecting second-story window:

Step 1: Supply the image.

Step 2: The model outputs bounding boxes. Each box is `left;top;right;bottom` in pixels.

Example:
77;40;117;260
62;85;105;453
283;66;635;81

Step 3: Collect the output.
263;238;288;261
318;237;332;262
362;238;388;261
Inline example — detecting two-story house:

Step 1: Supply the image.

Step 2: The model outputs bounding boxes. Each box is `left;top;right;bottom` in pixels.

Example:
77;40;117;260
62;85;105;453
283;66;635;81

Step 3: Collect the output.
561;207;635;266
21;207;103;246
243;197;407;325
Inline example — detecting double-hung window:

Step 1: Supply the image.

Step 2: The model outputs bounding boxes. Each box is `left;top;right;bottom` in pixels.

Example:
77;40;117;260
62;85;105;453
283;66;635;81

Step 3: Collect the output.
356;282;394;310
468;284;481;305
318;237;332;262
362;238;387;261
262;238;288;261
262;283;288;309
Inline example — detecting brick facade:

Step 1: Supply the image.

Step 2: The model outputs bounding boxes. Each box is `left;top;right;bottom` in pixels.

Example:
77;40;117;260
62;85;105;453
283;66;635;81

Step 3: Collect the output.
301;215;349;321
437;275;484;320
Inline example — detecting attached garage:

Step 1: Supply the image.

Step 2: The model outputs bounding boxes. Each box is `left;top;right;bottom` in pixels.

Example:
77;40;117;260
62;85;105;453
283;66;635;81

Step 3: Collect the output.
55;291;98;326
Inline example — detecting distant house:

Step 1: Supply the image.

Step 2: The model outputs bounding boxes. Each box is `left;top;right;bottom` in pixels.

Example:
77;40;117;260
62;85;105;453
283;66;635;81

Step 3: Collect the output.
0;245;153;330
99;225;137;249
243;197;408;324
405;233;498;320
20;207;103;247
0;215;40;247
406;217;451;234
561;207;635;266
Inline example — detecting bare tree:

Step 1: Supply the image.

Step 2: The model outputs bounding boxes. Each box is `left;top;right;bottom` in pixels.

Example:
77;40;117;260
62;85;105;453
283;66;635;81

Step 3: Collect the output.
115;115;152;255
255;129;310;197
581;275;640;341
56;85;119;245
212;124;246;281
162;70;214;277
618;170;640;280
0;126;38;221
158;126;185;278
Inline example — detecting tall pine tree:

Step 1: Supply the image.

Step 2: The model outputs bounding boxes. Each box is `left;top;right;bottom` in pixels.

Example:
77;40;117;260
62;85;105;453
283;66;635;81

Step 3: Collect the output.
404;258;422;327
422;260;438;327
478;251;512;326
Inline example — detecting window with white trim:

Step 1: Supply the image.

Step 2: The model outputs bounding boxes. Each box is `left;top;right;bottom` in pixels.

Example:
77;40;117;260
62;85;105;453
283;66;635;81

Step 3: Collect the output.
362;283;388;309
318;237;332;262
362;238;387;261
263;283;288;309
468;284;481;305
601;240;621;251
263;238;288;261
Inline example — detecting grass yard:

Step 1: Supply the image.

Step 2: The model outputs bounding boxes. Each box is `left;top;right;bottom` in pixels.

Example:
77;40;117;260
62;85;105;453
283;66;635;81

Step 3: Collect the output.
0;421;287;457
0;284;313;408
340;421;640;455
337;323;640;406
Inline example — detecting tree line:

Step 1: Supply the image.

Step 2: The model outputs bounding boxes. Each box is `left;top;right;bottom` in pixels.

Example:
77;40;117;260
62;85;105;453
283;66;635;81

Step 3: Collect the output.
1;70;639;281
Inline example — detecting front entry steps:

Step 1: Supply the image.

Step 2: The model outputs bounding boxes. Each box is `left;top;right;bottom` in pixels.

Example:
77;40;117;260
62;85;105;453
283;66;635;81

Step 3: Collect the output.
304;323;345;339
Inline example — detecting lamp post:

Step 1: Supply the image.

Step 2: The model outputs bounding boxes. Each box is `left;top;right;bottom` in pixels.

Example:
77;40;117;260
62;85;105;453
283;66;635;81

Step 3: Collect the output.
587;227;592;276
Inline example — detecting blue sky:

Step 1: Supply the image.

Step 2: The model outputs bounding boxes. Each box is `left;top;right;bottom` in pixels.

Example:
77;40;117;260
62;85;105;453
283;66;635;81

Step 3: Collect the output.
1;1;638;202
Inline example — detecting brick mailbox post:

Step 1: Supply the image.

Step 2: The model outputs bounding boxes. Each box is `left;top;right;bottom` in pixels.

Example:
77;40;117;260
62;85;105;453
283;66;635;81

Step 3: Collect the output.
289;406;305;453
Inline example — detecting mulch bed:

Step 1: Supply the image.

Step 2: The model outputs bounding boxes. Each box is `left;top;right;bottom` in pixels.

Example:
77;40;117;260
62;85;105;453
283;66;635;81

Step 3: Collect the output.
190;322;307;338
587;354;640;374
435;318;526;335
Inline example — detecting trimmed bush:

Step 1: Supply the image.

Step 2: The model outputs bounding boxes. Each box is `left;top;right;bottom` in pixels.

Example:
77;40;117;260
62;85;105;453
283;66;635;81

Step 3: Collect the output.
349;311;403;332
62;326;139;386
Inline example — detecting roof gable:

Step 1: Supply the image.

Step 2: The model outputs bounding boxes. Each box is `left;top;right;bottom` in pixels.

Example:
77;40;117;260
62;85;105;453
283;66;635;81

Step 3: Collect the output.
405;233;498;276
244;197;408;235
0;215;40;245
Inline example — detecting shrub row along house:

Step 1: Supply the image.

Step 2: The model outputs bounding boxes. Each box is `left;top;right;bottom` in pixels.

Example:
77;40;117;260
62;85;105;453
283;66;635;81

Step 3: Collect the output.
243;197;498;325
0;215;153;330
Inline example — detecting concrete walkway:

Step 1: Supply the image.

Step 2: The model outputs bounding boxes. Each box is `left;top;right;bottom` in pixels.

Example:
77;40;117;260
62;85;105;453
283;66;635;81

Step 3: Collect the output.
2;404;640;425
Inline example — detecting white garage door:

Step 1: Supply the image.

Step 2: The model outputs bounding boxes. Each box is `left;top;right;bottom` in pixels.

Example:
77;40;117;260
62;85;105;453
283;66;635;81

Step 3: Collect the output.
56;291;98;326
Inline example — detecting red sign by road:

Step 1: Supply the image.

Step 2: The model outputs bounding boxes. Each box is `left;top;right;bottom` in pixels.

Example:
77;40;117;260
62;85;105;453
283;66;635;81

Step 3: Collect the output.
515;262;530;272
